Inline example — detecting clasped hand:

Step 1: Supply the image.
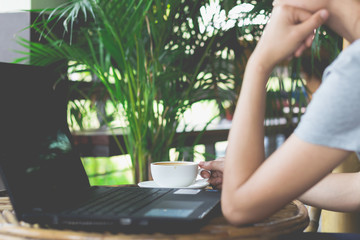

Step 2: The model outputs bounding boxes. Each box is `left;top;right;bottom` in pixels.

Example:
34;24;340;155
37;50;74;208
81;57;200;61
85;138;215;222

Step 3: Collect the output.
199;157;224;190
250;5;329;73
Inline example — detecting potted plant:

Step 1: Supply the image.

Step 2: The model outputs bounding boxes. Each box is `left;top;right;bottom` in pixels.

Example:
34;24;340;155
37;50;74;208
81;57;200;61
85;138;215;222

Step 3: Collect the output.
17;0;239;183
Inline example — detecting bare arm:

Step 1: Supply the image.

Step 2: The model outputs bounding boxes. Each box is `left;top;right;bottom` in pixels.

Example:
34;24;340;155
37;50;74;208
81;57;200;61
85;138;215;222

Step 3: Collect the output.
200;157;360;213
299;172;360;212
221;6;350;225
223;132;350;225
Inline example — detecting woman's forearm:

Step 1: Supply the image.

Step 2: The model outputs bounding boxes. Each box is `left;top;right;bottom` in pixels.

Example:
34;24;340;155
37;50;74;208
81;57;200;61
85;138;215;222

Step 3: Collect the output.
299;172;360;212
221;55;271;223
224;57;270;180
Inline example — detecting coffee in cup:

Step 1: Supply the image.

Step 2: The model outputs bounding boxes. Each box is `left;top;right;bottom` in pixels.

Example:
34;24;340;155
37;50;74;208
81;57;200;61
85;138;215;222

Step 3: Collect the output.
150;161;200;188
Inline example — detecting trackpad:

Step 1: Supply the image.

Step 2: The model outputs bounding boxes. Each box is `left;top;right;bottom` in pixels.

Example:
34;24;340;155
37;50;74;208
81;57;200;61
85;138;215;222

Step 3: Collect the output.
144;201;203;218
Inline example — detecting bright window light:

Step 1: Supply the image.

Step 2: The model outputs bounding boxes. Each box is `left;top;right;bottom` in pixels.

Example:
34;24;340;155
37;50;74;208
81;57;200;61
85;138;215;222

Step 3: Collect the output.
0;0;30;12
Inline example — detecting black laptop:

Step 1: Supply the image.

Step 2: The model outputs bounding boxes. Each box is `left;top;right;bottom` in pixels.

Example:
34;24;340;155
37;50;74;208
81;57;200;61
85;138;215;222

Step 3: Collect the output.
0;62;221;233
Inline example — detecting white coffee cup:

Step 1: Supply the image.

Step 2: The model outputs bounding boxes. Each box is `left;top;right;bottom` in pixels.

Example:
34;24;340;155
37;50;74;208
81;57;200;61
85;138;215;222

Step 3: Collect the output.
150;161;201;188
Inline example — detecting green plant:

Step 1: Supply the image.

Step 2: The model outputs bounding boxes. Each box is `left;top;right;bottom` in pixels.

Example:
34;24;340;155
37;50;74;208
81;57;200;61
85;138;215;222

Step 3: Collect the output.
17;0;238;183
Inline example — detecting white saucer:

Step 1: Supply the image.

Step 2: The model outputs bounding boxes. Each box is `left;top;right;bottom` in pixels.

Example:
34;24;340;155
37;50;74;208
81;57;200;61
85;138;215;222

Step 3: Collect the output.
138;179;209;189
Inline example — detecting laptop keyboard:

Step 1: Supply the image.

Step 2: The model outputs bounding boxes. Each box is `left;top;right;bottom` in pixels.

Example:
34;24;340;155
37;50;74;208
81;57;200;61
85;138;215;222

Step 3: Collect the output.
64;187;171;216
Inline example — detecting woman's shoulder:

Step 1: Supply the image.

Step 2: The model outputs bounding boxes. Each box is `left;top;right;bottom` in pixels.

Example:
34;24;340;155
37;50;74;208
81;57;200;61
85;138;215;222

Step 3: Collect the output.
323;39;360;83
330;39;360;70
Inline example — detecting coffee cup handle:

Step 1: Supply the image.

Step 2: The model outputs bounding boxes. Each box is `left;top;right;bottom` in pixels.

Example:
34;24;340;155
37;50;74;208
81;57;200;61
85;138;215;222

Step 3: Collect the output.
198;168;211;180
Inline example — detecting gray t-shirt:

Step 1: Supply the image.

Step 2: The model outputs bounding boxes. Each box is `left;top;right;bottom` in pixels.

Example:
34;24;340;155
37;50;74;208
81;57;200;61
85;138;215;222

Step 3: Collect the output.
294;39;360;159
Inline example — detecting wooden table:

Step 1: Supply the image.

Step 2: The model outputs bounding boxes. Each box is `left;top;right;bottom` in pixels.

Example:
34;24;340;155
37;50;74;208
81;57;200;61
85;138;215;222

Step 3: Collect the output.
0;196;308;240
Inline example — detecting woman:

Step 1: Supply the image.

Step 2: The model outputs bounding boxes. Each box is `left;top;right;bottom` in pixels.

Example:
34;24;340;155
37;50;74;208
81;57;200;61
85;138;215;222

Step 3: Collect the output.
200;0;360;225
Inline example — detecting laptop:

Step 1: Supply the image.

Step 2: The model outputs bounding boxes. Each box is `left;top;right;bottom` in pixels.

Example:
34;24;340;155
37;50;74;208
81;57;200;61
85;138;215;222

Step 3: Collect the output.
0;62;221;233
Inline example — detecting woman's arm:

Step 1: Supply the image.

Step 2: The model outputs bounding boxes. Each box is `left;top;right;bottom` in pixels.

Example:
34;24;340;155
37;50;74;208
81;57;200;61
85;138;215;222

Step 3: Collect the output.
299;172;360;212
200;155;360;212
200;158;360;213
221;6;348;225
223;134;350;225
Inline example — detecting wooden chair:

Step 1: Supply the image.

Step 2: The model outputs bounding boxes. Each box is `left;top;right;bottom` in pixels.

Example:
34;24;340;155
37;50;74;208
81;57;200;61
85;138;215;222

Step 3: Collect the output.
304;206;321;232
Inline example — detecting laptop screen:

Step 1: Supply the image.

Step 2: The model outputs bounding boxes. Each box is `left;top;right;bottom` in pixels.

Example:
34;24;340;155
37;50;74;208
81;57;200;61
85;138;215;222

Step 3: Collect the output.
0;63;90;212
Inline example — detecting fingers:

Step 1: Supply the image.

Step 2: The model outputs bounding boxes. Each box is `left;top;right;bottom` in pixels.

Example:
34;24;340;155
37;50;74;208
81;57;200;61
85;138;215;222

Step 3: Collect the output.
294;43;307;57
273;6;328;59
199;159;224;189
199;158;225;171
200;169;211;179
199;168;223;189
199;161;223;171
296;9;329;36
204;170;223;190
293;10;328;57
294;34;313;57
208;177;223;190
305;31;316;47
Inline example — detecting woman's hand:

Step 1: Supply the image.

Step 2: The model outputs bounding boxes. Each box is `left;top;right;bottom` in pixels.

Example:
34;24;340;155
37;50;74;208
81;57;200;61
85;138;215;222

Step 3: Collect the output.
199;157;225;189
251;5;329;73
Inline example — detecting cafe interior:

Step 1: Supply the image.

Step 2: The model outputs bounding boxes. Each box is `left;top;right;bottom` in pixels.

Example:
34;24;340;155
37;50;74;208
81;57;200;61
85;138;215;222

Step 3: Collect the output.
0;0;359;239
